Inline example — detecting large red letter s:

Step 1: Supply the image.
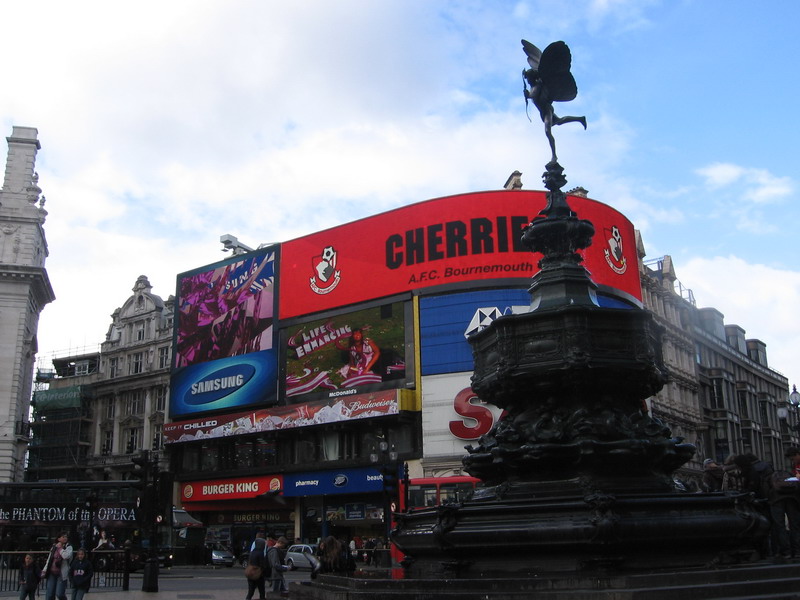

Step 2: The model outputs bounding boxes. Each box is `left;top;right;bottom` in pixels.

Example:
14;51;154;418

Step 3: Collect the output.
449;387;495;440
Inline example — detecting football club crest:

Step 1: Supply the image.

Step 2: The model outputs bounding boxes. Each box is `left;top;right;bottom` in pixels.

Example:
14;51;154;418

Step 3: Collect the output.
603;225;627;274
310;245;342;295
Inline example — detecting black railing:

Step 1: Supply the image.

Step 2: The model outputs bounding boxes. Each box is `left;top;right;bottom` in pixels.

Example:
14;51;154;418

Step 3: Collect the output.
0;549;129;593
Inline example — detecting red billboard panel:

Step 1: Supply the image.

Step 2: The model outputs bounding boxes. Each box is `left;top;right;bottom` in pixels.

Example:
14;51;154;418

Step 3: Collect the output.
279;191;640;319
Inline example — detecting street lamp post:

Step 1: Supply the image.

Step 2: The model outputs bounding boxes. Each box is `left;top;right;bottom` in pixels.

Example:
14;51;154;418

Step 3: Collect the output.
132;450;161;593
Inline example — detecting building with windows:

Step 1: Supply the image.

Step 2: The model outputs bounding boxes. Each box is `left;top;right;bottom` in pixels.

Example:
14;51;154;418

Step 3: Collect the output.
30;276;173;481
162;189;646;549
0;127;55;481
640;252;793;486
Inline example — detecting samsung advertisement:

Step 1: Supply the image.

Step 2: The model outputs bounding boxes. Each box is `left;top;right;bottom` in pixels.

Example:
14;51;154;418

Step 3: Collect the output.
170;246;279;418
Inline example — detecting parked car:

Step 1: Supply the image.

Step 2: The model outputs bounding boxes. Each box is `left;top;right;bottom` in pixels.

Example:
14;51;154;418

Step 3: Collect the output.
285;544;318;570
131;546;173;570
207;543;235;567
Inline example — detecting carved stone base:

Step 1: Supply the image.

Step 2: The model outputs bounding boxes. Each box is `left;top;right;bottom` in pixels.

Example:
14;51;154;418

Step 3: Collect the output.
393;489;768;578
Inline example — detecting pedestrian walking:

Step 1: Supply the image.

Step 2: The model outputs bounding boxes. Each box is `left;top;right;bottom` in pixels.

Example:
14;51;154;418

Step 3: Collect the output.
42;532;73;600
18;554;40;600
69;549;93;600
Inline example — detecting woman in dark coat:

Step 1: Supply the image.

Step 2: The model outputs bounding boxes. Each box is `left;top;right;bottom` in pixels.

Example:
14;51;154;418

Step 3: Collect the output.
245;537;267;600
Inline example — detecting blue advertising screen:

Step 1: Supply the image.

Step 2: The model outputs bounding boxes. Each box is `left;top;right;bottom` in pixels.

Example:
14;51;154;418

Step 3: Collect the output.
169;350;278;418
419;287;633;375
419;289;531;375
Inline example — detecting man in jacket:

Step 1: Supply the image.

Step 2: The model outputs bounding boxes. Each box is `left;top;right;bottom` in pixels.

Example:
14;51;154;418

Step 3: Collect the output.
267;537;290;596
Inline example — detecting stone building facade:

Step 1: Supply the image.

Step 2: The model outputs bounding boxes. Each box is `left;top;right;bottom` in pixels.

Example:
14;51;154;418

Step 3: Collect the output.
638;238;794;487
0;127;55;481
32;276;172;481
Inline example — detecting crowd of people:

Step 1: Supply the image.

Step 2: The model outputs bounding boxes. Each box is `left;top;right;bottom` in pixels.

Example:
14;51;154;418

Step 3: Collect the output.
241;533;390;599
702;447;800;559
15;531;94;600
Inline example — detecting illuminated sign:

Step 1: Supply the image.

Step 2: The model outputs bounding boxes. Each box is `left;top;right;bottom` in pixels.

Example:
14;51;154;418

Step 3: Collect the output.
279;191;640;319
421;373;505;460
163;389;402;444
175;246;277;368
181;475;283;502
284;301;410;401
169;350;278;418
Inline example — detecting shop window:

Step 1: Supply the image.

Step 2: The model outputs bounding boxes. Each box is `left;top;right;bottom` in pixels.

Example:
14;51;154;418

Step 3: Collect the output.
182;445;201;472
295;439;317;464
322;432;340;461
255;438;277;467
236;442;254;468
201;444;218;471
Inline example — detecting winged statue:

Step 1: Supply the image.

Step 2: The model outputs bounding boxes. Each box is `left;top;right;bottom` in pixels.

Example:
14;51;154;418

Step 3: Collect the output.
522;40;586;163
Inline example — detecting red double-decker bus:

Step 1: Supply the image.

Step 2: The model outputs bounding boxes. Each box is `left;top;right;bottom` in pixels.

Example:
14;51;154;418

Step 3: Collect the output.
404;475;481;511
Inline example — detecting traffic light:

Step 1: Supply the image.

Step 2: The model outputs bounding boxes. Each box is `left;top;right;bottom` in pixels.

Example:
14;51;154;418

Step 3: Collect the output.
157;471;174;524
131;450;150;483
382;465;399;498
131;450;152;525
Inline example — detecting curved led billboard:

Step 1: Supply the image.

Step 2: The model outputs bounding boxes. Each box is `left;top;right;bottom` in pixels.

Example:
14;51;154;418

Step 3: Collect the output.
174;246;277;368
284;301;411;402
279;190;640;319
169;349;278;418
170;246;279;418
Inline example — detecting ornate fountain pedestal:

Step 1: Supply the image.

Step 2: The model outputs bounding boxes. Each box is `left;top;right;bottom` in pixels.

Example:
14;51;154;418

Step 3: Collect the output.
392;166;769;581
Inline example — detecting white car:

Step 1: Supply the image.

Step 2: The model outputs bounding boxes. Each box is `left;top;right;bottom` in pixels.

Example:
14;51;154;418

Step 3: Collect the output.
284;544;318;570
207;543;235;567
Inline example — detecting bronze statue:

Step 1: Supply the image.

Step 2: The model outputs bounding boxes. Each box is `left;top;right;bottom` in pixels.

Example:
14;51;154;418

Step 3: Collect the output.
522;40;586;163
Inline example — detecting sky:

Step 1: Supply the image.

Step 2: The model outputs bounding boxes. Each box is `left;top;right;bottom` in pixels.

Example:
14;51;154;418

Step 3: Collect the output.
2;0;798;392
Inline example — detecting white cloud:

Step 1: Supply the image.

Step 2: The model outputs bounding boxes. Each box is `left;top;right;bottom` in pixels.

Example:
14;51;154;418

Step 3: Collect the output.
697;162;794;204
679;256;800;387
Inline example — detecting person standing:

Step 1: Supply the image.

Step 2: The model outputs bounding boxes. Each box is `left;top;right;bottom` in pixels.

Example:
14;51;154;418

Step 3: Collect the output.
18;554;40;600
267;536;290;596
786;447;800;479
245;537;267;600
68;549;93;600
701;458;727;492
42;532;73;600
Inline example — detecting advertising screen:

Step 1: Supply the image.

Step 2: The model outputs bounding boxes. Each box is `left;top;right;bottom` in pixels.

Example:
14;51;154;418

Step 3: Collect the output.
163;389;401;444
421;372;505;459
420;289;531;375
174;246;277;368
279;190;640;319
419;287;633;375
171;246;279;418
284;301;410;402
169;350;278;418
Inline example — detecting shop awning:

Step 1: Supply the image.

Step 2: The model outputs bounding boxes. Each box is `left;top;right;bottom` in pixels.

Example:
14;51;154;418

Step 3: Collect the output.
172;508;204;528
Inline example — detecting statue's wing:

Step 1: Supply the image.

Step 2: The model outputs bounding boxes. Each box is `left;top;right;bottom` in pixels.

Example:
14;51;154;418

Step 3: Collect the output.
521;39;542;70
539;41;578;102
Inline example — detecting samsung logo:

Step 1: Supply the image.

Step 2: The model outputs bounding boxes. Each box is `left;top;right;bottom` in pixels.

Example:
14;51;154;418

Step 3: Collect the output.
184;364;256;405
